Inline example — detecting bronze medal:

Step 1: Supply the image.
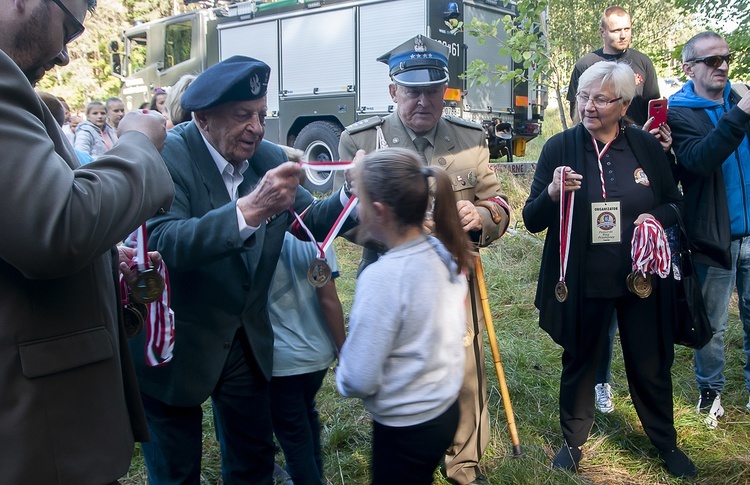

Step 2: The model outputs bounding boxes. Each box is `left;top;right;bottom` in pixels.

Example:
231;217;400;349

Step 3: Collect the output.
307;259;332;288
555;281;568;302
123;304;145;338
628;272;652;298
625;271;636;293
130;268;165;304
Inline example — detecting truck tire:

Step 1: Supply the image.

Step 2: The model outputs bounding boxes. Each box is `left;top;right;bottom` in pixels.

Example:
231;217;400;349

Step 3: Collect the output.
294;121;342;194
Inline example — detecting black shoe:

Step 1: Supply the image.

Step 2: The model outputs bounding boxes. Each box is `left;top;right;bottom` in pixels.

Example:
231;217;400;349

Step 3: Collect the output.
471;474;488;484
552;443;582;472
659;448;697;478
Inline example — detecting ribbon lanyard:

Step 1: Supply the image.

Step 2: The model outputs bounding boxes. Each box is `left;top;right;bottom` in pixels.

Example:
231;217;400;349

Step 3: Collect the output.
293;159;358;258
630;218;671;278
291;196;358;259
591;133;616;200
135;223;150;271
557;166;575;301
299;160;355;171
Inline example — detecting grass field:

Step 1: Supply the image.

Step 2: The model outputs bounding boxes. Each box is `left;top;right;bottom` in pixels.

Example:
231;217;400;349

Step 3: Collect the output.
123;108;750;483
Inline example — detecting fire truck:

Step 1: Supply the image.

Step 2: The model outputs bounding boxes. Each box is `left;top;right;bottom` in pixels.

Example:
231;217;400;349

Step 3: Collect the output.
111;0;546;191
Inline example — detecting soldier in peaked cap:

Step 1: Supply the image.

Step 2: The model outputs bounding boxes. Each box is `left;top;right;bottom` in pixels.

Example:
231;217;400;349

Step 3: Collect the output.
339;35;510;484
132;55;358;484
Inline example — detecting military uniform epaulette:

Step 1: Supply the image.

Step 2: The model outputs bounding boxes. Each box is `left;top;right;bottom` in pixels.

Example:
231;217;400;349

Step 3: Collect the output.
344;116;384;134
443;115;483;131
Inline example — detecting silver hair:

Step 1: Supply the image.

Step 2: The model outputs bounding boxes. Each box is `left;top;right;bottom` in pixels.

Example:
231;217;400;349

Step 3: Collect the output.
577;61;636;103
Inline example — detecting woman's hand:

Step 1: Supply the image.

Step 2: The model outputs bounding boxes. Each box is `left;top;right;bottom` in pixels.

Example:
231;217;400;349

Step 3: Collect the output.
634;213;656;226
643;117;672;152
547;166;583;202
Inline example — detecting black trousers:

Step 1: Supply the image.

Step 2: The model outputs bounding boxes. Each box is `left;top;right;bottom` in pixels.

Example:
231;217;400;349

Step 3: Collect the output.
371;399;460;485
140;330;275;485
560;288;677;451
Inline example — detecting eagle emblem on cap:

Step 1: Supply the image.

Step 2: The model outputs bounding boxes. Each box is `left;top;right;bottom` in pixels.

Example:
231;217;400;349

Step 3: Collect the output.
414;35;427;53
249;73;261;96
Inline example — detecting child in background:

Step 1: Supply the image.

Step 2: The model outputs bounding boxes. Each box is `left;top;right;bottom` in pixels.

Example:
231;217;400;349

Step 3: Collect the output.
269;232;345;485
74;101;117;159
336;148;470;484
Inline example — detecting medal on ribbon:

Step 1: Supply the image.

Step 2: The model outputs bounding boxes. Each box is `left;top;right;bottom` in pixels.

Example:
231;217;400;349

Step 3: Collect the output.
129;224;165;304
628;217;671;298
291;191;358;287
307;258;332;288
557;165;575;303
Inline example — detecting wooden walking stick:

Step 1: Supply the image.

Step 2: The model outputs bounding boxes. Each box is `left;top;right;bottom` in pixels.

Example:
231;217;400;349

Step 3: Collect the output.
474;252;524;457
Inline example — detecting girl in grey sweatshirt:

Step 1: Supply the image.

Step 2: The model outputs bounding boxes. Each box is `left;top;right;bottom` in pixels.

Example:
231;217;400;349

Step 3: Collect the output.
336;148;470;484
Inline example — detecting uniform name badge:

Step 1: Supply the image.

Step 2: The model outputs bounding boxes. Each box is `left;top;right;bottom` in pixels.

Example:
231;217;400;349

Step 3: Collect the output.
591;201;621;244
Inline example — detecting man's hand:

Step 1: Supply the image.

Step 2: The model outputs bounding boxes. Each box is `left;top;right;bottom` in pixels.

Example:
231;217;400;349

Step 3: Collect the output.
344;149;366;197
117;110;168;152
237;162;301;227
738;89;750;115
456;200;482;232
118;246;163;286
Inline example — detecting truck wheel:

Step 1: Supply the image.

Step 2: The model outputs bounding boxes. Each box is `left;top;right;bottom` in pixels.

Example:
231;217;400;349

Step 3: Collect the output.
294;121;342;194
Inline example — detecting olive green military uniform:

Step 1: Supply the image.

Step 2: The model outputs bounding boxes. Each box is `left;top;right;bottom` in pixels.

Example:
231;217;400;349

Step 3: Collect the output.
339;111;510;484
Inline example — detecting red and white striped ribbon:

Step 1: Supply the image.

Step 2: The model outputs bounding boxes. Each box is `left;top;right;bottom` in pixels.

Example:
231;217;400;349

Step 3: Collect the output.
591;134;616;200
291;195;359;258
559;166;575;286
143;263;174;367
630;217;671;278
299;160;355;171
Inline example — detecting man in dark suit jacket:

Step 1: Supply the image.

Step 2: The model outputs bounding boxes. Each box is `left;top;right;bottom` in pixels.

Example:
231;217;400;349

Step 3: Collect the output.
0;0;175;483
135;56;357;484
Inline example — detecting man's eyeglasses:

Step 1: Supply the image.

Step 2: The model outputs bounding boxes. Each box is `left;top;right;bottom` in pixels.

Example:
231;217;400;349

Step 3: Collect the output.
49;0;85;44
689;53;733;68
576;93;622;109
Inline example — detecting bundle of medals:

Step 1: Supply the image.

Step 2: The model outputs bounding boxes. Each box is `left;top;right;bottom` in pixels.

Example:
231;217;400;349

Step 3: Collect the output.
628;218;671;298
296;160;358;287
119;223;175;366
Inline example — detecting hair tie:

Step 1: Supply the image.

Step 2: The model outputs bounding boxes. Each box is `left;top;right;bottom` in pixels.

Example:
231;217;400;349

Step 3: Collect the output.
421;166;431;178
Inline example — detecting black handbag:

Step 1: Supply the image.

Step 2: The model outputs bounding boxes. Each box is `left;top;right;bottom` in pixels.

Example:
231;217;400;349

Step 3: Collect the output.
667;203;714;349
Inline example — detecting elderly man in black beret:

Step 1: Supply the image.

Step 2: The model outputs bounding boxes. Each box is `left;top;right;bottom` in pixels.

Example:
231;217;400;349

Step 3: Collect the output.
130;55;357;484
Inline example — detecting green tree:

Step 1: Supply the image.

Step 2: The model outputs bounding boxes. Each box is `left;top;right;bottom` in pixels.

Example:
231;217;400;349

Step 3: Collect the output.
465;0;702;130
673;0;749;81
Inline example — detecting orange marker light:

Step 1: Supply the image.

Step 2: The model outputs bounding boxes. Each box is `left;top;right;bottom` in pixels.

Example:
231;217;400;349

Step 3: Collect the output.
444;88;462;102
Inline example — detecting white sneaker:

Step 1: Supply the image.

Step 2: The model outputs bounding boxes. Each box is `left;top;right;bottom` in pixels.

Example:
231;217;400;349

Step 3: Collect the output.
696;389;724;429
595;383;614;414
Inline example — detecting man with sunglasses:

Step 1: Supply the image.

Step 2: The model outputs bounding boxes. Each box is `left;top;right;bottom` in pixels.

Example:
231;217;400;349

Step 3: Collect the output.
669;31;750;429
0;0;175;482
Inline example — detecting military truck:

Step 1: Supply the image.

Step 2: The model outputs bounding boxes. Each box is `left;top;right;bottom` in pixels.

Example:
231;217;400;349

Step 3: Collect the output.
111;0;546;191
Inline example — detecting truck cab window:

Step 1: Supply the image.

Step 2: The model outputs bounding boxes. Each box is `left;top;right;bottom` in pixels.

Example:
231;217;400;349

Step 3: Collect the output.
165;21;192;69
127;33;147;76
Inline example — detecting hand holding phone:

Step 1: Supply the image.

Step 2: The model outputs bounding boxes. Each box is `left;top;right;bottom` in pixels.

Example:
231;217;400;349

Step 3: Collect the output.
648;98;667;129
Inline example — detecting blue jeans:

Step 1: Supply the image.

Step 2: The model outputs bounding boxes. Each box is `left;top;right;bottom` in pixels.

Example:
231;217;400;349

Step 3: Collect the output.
694;237;750;393
595;314;618;384
270;369;328;485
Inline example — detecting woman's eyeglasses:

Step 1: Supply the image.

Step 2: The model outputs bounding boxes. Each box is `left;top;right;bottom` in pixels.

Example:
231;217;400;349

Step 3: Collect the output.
576;93;622;109
689;54;733;68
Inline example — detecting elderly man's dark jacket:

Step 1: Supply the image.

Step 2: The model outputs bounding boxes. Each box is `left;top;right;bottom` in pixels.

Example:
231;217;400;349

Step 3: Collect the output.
134;121;354;406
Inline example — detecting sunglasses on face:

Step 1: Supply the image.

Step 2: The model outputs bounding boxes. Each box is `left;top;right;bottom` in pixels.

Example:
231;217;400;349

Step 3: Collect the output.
690;53;733;68
49;0;86;44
